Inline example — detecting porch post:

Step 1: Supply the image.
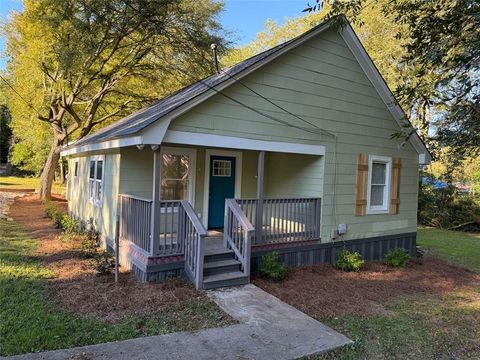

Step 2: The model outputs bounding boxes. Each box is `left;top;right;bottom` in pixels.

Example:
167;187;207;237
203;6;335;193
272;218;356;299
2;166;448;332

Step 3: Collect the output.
150;145;161;255
255;151;265;244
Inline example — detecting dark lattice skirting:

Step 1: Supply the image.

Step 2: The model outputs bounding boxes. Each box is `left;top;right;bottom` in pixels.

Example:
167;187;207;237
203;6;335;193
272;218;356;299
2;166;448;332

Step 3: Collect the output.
251;232;416;273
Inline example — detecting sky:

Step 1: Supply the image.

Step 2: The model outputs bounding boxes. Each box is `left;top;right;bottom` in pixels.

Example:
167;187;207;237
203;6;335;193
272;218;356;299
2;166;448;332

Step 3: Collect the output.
0;0;306;70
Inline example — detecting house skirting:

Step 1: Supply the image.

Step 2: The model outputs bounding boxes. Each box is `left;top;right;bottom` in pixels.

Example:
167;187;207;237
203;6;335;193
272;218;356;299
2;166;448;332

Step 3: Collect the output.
122;232;416;282
251;232;417;273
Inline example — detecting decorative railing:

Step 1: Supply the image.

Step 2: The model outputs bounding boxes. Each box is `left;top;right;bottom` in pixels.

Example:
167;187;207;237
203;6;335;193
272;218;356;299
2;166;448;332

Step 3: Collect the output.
119;194;152;253
180;200;207;289
224;199;255;278
236;197;321;245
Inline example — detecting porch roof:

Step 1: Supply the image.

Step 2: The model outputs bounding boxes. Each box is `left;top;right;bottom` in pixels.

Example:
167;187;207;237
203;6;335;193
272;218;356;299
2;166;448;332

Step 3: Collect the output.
60;16;431;164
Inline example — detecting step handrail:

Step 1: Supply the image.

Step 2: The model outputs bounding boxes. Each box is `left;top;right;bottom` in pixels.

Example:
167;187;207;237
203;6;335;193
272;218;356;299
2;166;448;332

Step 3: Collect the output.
180;200;207;289
224;199;255;280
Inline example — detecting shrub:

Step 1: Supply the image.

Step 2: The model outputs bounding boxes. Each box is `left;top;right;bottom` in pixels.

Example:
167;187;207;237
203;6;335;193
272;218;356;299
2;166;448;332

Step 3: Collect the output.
93;251;116;275
60;215;80;234
384;248;411;267
81;230;99;259
336;249;364;272
418;175;480;231
44;202;64;229
259;251;288;282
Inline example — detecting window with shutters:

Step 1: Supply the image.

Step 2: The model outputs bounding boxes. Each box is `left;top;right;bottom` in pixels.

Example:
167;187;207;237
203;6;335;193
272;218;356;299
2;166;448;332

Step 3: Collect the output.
88;155;104;206
366;155;392;214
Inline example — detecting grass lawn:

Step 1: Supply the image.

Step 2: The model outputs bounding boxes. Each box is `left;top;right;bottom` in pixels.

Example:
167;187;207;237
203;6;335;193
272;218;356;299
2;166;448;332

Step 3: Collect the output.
0;219;233;356
0;176;65;194
418;227;480;272
255;227;480;360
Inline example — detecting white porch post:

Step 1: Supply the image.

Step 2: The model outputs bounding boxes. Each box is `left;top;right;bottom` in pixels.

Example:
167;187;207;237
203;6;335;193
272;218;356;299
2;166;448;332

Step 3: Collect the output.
255;151;265;244
150;145;161;255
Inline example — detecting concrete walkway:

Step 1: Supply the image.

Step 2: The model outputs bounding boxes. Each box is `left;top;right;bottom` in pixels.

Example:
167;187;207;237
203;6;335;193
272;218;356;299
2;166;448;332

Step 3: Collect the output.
5;285;351;360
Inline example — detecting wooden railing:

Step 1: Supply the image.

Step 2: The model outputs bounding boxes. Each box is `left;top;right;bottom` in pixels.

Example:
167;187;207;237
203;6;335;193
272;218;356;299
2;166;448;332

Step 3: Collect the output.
224;199;255;278
119;194;152;253
181;200;207;289
236;197;321;245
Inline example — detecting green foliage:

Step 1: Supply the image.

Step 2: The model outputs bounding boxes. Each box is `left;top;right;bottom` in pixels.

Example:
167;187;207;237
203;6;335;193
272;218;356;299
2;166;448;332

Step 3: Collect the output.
259;251;288;282
0;219;232;356
418;175;480;231
81;230;99;259
336;249;364;272
384;248;411;268
59;215;80;234
93;251;116;275
0;105;12;164
44;201;63;228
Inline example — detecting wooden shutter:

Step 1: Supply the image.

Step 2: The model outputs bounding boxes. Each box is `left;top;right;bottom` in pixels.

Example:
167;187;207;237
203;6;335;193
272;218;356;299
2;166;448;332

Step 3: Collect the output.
355;153;368;216
389;157;402;214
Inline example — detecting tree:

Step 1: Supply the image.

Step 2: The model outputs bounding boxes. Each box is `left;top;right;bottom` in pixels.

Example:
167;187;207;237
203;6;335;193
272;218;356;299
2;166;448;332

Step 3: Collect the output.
305;0;480;159
4;0;226;199
0;105;12;164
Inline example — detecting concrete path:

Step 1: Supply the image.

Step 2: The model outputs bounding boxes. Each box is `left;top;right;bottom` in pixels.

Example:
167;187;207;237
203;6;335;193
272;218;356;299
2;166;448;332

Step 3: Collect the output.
5;285;351;360
0;191;27;220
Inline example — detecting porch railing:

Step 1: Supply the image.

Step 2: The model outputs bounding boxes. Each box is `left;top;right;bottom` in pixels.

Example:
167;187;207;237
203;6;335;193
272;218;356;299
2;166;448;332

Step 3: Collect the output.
119;194;152;253
224;199;255;278
181;200;207;289
236;197;321;245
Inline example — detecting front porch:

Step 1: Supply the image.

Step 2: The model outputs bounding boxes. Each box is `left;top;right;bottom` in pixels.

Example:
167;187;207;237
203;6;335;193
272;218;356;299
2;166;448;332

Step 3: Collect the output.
116;139;326;288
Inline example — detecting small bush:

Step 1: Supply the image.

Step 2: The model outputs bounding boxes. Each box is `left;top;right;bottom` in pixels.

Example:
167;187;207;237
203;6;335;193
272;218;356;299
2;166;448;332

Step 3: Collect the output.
260;251;288;282
81;230;99;259
336;249;364;272
384;248;411;267
44;202;58;219
60;215;80;234
93;251;116;274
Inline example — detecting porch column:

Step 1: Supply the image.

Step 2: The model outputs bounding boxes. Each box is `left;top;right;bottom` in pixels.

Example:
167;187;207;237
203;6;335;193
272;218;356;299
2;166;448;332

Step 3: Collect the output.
255;151;265;244
150;145;161;255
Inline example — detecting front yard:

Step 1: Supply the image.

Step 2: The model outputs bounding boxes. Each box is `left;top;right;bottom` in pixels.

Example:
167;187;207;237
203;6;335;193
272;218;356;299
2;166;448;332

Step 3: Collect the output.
0;176;66;195
0;194;234;356
254;228;480;359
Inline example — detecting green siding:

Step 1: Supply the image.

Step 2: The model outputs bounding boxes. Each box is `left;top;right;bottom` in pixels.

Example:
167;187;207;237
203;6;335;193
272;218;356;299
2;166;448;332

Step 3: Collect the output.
166;29;419;241
67;150;120;246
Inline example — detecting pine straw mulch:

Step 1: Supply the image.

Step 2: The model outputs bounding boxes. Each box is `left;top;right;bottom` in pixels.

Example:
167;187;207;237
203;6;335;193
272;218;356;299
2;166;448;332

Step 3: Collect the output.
8;194;213;323
253;257;480;319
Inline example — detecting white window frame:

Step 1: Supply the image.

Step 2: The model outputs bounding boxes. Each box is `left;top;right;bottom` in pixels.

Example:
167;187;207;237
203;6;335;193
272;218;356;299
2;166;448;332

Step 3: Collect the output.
73;160;79;183
366;155;392;215
88;155;105;207
160;147;196;205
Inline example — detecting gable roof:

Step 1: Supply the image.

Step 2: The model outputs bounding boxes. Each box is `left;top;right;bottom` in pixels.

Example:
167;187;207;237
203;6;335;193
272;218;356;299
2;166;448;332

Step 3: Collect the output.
62;16;431;164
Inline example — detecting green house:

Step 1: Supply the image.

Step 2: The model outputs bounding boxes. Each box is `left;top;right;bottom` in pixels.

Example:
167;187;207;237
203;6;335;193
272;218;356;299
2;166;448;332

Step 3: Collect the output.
61;18;430;289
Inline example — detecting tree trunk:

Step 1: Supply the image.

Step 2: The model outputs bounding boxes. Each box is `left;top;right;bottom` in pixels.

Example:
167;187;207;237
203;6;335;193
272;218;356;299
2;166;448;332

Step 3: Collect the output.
59;158;66;185
39;135;63;200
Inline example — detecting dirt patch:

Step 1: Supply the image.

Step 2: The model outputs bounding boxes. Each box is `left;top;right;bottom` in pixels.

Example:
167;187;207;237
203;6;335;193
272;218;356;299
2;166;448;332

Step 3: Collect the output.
8;195;210;322
253;258;480;319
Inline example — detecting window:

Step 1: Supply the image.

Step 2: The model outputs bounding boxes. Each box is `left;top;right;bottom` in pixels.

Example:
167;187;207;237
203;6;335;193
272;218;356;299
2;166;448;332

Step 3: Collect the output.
160;148;195;202
367;155;392;214
88;156;104;206
73;160;79;178
212;160;231;177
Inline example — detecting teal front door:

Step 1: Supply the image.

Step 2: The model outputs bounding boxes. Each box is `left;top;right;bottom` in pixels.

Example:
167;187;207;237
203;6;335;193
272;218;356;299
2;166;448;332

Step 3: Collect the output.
208;155;236;229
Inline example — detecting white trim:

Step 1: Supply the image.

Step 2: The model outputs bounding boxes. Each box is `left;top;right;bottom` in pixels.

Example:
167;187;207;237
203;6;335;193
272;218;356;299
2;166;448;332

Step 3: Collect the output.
61;136;143;156
366;155;392;215
339;24;431;165
88;155;105;208
164;130;325;156
202;149;243;228
159;146;197;206
62;18;431;165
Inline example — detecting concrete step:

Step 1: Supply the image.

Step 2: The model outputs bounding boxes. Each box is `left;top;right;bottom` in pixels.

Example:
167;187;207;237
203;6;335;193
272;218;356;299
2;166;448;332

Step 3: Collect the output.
203;259;242;276
204;247;235;263
203;271;249;290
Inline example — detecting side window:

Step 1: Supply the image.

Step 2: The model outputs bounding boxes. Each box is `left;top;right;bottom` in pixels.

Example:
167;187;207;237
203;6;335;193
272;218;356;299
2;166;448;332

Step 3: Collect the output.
88;157;104;206
367;155;392;214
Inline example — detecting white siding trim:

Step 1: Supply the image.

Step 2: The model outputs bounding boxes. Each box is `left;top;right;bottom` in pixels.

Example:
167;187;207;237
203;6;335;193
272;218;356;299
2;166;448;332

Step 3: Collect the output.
61;136;143;156
366;155;392;215
163;130;326;156
202;149;243;228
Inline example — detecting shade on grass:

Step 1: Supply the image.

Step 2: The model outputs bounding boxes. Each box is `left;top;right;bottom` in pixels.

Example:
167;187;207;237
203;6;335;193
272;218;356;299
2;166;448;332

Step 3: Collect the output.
0;176;65;194
417;227;480;272
0;220;231;356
